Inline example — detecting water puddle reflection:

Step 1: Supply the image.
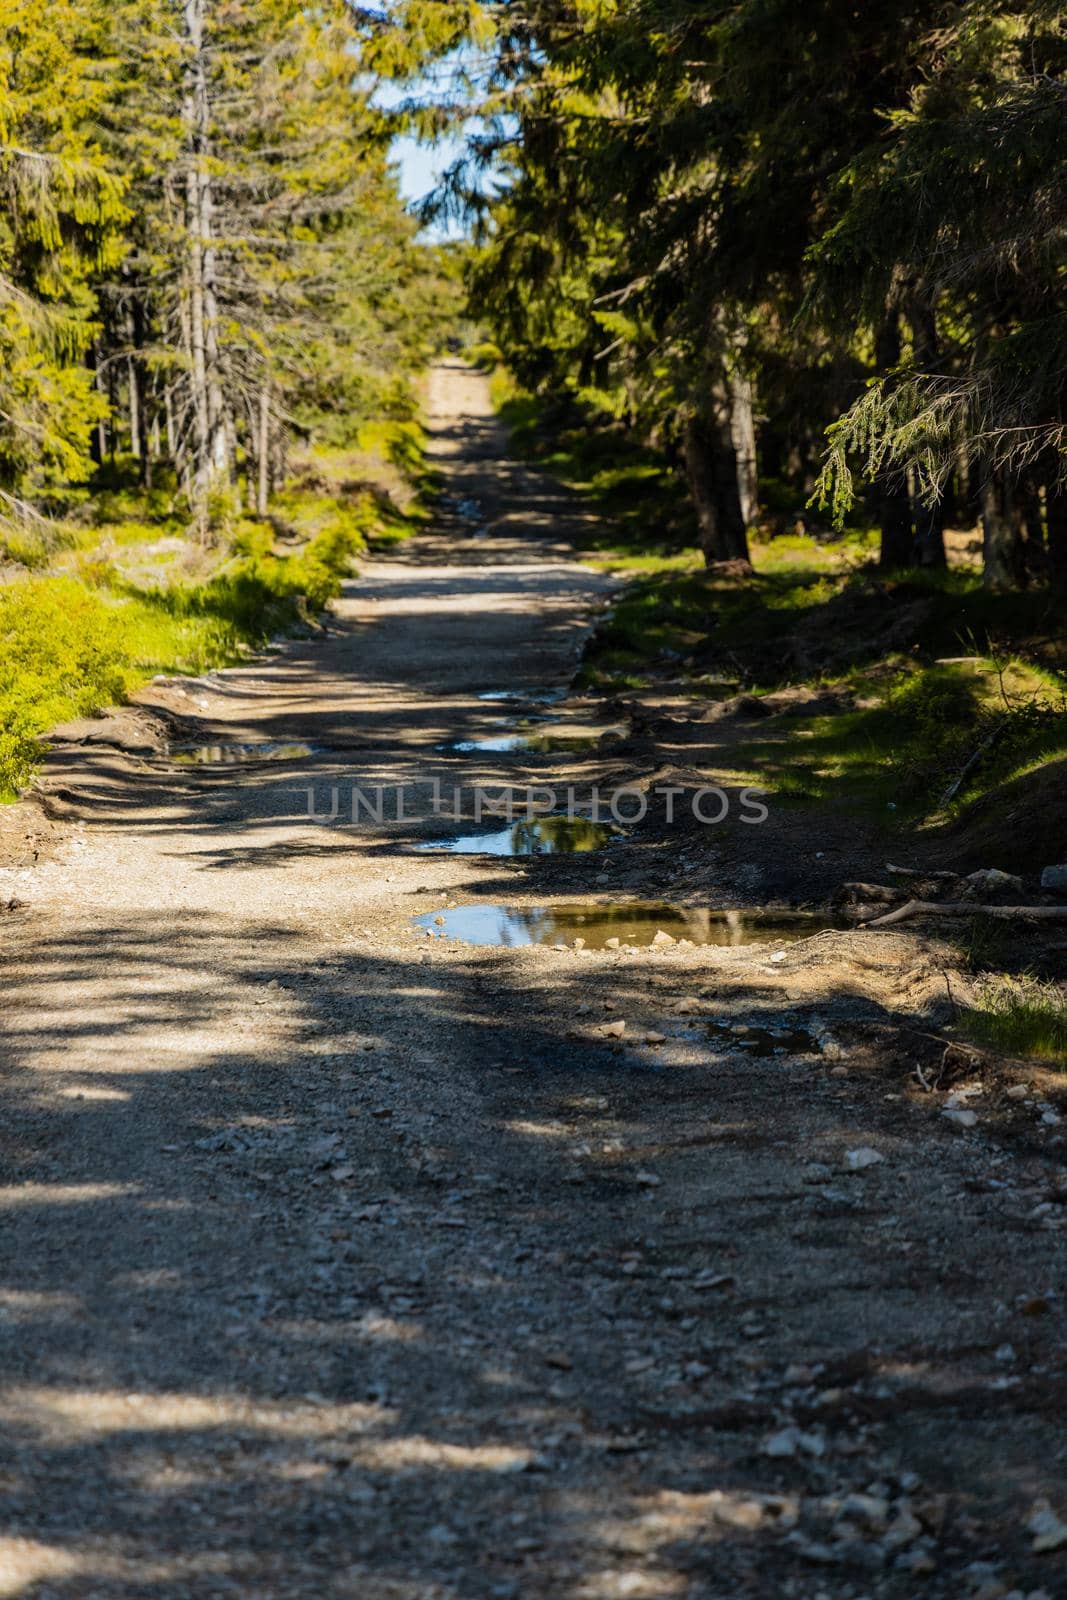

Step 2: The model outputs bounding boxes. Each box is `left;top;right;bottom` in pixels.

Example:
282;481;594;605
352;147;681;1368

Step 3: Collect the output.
413;902;836;946
477;688;568;706
414;818;619;855
445;722;626;755
168;742;318;765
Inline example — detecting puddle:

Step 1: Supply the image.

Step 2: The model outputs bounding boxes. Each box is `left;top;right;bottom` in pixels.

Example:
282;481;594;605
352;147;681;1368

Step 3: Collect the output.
168;742;318;764
698;1020;818;1055
477;688;567;706
446;735;532;753
445;723;626;755
413;817;620;855
413;903;837;946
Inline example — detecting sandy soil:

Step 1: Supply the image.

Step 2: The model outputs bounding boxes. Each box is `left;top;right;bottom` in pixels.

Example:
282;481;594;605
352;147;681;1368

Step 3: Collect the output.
0;364;1065;1599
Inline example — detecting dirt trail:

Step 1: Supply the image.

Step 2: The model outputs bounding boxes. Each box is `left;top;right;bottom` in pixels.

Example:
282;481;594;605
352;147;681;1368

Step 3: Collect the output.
1;364;1065;1599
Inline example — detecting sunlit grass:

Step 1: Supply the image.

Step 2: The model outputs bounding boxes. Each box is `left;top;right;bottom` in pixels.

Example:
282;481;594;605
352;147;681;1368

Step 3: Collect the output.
959;975;1067;1065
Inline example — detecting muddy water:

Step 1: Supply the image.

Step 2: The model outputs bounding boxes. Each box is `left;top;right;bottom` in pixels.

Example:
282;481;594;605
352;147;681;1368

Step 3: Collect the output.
413;903;837;947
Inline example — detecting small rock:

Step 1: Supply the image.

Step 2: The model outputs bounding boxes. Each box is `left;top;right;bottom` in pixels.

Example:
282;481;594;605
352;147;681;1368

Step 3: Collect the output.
693;1271;735;1291
634;1170;661;1187
602;1019;627;1038
784;1362;815;1384
840;1493;890;1528
1040;864;1067;894
769;950;787;963
1026;1499;1067;1553
763;1426;825;1459
643;1030;666;1045
544;1351;573;1370
883;1508;923;1548
1005;1084;1031;1101
964;867;1024;897
651;929;675;946
942;1107;978;1129
605;936;621;950
844;1147;885;1171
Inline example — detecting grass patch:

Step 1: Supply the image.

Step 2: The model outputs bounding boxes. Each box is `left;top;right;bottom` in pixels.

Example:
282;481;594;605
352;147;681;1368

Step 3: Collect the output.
958;974;1067;1065
742;661;1067;819
0;391;437;797
0;515;362;797
0;485;371;798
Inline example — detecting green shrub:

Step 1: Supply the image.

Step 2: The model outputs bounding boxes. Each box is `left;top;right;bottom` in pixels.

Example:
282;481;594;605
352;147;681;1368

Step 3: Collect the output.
0;513;363;796
0;579;131;793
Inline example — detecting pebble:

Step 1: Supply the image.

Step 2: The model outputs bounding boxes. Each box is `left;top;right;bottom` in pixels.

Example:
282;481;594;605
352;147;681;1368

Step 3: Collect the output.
1027;1500;1067;1553
844;1147;885;1171
763;1425;825;1459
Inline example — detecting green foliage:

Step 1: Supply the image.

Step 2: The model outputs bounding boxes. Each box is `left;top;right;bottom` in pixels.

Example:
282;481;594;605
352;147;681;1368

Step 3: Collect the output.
0;489;366;795
0;578;130;792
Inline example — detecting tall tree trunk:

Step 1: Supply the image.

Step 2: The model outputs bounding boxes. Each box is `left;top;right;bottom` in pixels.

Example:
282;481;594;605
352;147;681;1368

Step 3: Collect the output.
182;0;223;532
1047;483;1067;591
729;372;758;527
683;378;751;568
981;472;1022;589
130;297;152;486
913;499;946;569
88;342;105;468
257;385;270;517
874;308;914;570
127;356;141;460
906;290;946;567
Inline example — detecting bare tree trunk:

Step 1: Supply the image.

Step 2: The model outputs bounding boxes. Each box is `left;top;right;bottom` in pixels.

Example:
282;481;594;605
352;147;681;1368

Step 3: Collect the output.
88;342;105;468
907;290;946;567
729;372;758;528
164;385;177;461
257;385;270;517
127;357;141;460
981;472;1022;589
182;0;225;532
683;378;751;568
913;499;946;569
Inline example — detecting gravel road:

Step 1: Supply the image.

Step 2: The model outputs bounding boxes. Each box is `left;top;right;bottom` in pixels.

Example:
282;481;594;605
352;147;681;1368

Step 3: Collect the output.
0;364;1065;1599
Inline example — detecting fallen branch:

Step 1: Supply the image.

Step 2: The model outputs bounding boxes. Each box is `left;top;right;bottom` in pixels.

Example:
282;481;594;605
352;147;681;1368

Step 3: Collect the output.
863;899;1067;929
885;863;961;882
940;721;1008;806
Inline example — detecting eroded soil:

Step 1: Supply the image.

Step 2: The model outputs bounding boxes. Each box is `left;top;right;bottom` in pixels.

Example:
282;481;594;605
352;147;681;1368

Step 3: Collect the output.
0;364;1065;1599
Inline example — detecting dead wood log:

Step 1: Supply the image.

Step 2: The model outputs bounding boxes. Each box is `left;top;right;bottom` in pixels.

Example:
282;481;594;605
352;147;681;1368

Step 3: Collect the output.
863;899;1067;929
